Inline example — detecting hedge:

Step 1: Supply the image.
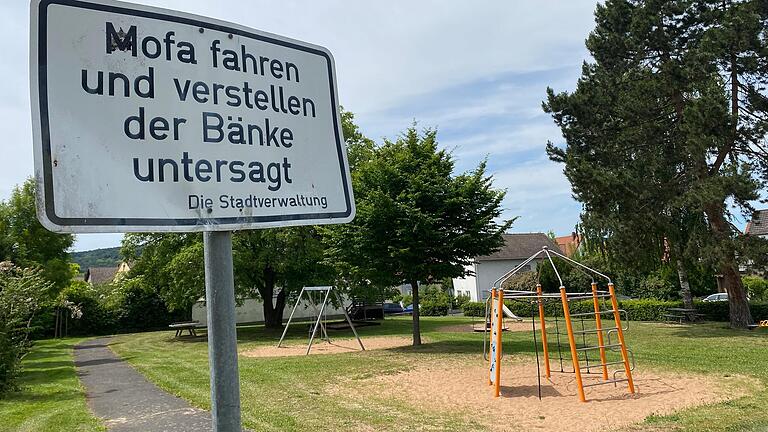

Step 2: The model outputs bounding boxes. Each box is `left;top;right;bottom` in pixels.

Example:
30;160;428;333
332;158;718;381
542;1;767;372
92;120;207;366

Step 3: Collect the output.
462;302;485;317
462;299;768;322
421;300;450;316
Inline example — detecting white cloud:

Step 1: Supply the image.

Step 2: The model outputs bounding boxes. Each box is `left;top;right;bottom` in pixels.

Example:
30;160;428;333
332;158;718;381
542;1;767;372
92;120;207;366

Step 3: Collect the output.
446;121;562;160
493;158;573;202
490;157;582;233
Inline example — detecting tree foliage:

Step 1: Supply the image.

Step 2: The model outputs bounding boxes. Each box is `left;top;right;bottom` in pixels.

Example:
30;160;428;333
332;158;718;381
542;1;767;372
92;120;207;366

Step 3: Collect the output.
70;247;122;272
233;227;330;328
0;179;74;291
122;233;204;315
543;0;768;327
324;126;512;345
122;227;330;327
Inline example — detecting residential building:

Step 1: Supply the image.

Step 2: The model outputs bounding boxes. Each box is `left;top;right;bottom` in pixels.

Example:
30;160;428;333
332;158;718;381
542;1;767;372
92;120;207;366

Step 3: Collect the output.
555;232;581;257
745;209;768;239
84;262;131;285
452;233;562;302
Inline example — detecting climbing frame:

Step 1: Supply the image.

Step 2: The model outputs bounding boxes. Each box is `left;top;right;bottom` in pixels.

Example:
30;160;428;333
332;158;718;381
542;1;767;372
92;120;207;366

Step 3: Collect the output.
483;247;636;402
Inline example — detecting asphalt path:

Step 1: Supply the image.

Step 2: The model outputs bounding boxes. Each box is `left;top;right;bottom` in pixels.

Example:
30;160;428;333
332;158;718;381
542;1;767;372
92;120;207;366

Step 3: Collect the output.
75;338;217;432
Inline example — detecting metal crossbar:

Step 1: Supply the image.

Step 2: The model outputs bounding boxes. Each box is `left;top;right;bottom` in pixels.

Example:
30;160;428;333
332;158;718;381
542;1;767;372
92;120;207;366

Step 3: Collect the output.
582;378;628;388
580;360;626;370
572;326;620;335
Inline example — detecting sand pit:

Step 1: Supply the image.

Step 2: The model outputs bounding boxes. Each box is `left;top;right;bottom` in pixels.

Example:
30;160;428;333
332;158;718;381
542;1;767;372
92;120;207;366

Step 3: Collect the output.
241;336;415;358
331;358;758;432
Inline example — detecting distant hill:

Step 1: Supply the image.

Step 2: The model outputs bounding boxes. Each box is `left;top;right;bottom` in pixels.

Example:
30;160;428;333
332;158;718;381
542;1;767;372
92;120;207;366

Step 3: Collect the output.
70;246;122;272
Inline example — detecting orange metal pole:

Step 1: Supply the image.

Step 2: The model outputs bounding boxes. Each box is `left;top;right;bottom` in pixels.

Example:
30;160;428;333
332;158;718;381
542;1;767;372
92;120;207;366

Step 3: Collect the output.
560;286;586;402
488;289;495;386
591;282;609;381
494;289;504;398
608;283;635;394
536;284;551;378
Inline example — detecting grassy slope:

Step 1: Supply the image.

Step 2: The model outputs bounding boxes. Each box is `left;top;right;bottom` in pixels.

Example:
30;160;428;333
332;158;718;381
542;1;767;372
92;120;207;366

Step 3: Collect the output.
110;316;768;432
0;339;104;432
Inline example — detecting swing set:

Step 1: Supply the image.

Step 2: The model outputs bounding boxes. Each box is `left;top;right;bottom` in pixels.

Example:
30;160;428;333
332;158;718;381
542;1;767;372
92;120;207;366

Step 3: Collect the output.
484;246;636;402
277;286;365;355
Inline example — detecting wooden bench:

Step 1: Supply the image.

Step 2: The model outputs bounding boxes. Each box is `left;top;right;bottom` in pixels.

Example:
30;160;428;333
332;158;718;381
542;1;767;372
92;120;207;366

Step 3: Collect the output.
169;321;201;338
663;313;685;324
665;308;705;324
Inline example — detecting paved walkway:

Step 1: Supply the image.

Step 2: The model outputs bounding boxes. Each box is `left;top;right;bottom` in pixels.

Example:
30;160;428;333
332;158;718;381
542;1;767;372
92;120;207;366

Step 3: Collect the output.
74;338;214;432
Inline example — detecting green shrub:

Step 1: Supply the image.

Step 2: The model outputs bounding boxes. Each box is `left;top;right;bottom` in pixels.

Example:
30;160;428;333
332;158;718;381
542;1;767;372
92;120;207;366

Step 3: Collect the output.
501;272;538;291
453;293;471;309
635;268;678;300
743;276;768;302
462;301;486;317
504;298;683;321
421;300;449;316
113;276;186;331
619;299;683;321
419;285;450;316
751;302;768;320
391;293;412;306
58;281;119;336
0;263;50;395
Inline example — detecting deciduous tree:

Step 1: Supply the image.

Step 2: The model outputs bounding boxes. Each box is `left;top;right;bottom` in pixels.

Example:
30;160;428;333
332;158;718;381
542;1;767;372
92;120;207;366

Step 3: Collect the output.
0;179;74;292
325;126;512;345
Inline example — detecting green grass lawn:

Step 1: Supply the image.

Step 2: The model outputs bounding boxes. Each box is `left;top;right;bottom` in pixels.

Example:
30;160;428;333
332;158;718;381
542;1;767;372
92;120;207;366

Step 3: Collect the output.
2;318;766;431
0;338;104;432
107;316;768;432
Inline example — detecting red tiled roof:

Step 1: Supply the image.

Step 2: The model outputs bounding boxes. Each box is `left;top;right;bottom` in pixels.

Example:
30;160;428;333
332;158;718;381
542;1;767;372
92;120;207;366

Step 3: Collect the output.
746;209;768;236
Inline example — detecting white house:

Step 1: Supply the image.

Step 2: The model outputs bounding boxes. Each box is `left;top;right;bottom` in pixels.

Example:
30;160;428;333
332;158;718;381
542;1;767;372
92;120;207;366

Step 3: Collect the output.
191;297;348;326
452;233;561;302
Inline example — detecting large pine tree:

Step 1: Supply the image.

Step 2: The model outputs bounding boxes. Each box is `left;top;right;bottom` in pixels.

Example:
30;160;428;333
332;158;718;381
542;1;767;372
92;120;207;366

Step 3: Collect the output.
544;0;768;328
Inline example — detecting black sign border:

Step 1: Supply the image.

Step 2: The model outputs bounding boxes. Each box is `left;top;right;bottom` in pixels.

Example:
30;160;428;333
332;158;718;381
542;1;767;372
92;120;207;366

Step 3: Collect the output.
37;0;353;228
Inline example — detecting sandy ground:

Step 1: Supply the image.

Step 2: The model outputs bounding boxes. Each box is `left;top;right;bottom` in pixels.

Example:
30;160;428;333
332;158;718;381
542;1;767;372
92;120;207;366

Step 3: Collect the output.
240;336;415;358
331;358;758;432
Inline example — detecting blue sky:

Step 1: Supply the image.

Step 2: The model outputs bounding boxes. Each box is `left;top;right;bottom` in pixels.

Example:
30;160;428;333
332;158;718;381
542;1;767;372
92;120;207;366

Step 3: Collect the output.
1;1;760;251
355;66;585;235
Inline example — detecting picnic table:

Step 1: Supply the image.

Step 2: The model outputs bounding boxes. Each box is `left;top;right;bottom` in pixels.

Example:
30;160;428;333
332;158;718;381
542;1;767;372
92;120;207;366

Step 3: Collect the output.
169;321;201;338
664;308;705;324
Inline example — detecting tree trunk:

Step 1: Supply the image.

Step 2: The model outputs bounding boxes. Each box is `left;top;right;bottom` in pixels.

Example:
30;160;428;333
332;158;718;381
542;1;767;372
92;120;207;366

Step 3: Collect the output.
259;265;286;329
675;259;694;310
269;289;286;329
410;279;422;346
704;204;753;328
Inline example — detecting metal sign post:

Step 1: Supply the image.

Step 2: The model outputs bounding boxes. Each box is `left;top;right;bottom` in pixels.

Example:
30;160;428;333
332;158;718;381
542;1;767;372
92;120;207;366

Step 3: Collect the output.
203;232;241;431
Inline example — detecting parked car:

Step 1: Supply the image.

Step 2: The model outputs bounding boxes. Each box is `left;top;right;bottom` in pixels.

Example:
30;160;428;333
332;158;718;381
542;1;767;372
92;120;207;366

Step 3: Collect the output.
382;302;404;314
703;293;728;302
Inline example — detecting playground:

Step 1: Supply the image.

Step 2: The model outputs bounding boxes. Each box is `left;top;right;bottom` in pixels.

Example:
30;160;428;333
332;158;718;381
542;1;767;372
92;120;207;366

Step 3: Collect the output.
4;316;767;432
1;252;766;432
3;253;767;432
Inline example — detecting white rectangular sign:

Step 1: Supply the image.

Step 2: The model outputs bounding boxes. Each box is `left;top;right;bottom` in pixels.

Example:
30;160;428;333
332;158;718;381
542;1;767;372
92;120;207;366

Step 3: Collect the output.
30;0;354;232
